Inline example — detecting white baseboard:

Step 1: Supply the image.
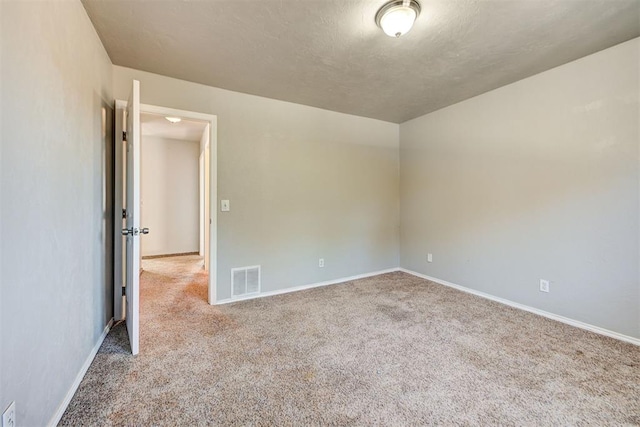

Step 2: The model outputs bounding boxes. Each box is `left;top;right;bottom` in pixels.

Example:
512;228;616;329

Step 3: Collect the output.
216;268;400;305
400;268;640;347
48;318;114;427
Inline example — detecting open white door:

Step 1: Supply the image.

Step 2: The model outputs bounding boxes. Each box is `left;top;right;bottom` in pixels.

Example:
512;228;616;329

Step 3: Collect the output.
123;80;142;355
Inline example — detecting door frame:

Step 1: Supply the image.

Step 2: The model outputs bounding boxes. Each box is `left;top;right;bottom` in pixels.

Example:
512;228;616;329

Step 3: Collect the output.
113;100;218;318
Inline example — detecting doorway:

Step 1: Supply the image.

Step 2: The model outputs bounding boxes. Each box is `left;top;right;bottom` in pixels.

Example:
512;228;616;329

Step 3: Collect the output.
114;99;218;337
139;112;208;269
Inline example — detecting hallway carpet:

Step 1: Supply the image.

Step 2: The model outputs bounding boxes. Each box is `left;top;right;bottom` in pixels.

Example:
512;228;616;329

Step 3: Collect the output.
60;256;639;425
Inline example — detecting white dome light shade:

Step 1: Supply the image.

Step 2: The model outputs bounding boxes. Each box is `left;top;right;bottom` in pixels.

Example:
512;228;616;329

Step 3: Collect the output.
376;0;421;38
165;116;182;123
380;6;416;37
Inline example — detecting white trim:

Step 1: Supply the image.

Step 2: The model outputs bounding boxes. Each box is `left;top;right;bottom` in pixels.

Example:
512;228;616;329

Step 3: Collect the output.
115;99;218;305
48;318;114;427
400;268;640;347
216;268;400;305
113;101;125;321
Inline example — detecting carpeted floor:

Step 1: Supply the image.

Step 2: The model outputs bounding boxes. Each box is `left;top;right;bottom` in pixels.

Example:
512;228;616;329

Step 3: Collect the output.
60;255;639;425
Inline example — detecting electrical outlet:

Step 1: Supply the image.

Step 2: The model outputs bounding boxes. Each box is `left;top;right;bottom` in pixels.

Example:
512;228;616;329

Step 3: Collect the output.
3;401;15;427
540;279;550;293
427;253;433;263
318;258;325;268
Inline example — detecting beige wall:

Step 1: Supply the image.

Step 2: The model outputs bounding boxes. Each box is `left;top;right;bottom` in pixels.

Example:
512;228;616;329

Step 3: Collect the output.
400;39;639;338
141;136;200;256
113;67;400;301
1;1;114;425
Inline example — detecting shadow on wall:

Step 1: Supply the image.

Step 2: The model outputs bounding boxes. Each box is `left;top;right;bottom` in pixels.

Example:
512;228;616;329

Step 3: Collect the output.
399;52;639;336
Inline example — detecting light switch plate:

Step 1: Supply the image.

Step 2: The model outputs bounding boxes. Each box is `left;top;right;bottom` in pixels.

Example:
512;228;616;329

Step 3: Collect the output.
540;279;550;293
220;200;230;212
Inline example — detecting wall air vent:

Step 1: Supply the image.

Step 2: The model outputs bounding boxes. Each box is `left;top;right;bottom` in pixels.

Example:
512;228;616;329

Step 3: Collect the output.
231;265;261;298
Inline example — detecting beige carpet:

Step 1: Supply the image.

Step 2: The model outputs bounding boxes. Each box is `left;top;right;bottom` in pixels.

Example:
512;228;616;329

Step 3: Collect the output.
60;255;639;425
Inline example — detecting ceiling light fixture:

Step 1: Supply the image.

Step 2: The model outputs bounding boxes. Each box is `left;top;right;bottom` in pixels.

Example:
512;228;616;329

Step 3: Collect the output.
165;117;182;123
376;0;421;38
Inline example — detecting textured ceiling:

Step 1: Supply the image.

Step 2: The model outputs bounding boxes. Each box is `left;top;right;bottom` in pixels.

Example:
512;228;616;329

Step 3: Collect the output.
141;113;207;141
83;0;640;123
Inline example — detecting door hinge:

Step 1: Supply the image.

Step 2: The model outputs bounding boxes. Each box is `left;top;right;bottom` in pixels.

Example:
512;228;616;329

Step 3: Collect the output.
123;131;127;141
122;286;126;297
122;208;127;219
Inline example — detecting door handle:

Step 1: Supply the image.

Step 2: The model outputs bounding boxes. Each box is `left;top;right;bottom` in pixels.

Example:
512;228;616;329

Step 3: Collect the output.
122;227;149;236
